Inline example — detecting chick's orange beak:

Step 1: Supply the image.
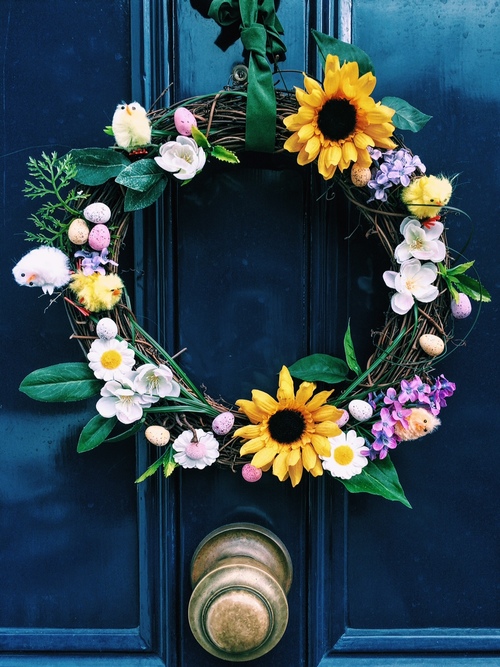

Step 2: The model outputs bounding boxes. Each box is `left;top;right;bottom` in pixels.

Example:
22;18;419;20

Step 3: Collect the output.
27;274;36;283
125;105;132;115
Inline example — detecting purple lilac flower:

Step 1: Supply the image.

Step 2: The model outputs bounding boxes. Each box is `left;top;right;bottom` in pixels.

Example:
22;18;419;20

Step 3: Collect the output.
430;375;456;409
367;148;426;203
372;407;397;438
391;402;412;429
75;248;118;276
383;387;399;405
370;431;399;460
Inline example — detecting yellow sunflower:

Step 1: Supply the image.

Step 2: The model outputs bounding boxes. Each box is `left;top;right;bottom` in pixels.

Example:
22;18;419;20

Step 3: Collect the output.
234;366;343;487
283;54;396;180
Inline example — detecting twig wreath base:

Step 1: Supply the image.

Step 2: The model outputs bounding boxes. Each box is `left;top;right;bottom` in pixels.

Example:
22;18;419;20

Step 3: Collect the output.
15;36;489;503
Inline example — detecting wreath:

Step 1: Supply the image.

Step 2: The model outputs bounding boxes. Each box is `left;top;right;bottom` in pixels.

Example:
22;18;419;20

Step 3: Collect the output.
13;25;490;508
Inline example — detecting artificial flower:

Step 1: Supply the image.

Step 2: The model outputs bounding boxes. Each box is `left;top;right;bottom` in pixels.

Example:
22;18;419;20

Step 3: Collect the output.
96;374;158;424
87;338;135;381
367;148;425;203
133;363;181;398
394;217;446;263
234;366;343;487
383;258;439;315
154;136;206;180
172;428;219;469
321;429;369;479
74;248;118;276
283;54;396;180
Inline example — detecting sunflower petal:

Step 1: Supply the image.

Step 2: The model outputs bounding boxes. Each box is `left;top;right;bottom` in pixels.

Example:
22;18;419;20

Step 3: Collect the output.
315;421;342;437
305;388;334;412
235;398;266;423
273;450;290;481
304;136;321;160
297;123;316;142
342;140;358;163
309;458;324;477
252;446;278;469
295;381;316;406
233;424;262;439
252;389;278;414
276;366;295;402
239;437;266;455
310;434;332;457
310;405;343;422
302;443;318;471
287;447;301;467
288;458;304;487
283;133;304;153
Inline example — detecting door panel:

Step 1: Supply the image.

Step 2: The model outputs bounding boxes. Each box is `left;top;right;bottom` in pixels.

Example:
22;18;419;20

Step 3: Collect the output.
1;0;498;665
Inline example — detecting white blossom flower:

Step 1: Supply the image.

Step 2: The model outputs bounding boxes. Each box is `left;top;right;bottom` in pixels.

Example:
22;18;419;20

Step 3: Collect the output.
172;429;219;469
321;429;369;479
383;258;439;315
154;136;206;181
394;217;446;263
87;338;135;381
133;363;181;399
96;373;158;424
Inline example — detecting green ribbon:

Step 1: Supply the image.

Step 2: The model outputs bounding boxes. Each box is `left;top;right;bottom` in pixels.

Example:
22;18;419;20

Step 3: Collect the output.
208;0;286;152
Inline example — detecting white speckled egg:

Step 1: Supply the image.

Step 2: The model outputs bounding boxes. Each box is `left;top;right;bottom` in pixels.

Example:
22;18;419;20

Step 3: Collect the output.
145;425;170;447
212;411;235;436
348;399;373;422
419;333;445;356
335;409;350;427
83;202;112;224
96;317;118;340
68;218;90;245
174;107;198;136
350;164;372;187
451;293;472;319
88;224;111;251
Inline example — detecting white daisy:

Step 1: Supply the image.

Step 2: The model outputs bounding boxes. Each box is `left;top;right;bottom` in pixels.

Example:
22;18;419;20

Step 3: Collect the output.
172;429;219;470
87;338;135;381
321;429;369;479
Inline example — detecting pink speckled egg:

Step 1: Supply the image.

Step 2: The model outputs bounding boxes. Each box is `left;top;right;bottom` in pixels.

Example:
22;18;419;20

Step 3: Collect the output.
88;224;110;251
174;107;197;136
451;293;472;319
242;464;262;483
83;202;111;224
335;409;350;427
212;411;235;436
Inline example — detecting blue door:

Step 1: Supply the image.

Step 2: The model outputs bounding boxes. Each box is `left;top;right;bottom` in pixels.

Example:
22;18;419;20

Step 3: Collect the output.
1;1;498;666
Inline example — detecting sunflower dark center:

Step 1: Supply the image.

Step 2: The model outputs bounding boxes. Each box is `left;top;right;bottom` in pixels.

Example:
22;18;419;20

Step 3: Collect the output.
268;409;306;444
317;98;357;141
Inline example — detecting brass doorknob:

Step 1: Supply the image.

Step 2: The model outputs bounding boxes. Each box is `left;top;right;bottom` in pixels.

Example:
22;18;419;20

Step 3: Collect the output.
188;523;293;662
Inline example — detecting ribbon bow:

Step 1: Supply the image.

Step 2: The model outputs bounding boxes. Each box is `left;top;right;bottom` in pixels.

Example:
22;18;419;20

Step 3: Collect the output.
208;0;286;152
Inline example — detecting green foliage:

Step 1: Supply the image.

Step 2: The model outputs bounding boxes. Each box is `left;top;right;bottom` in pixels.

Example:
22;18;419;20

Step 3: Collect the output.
381;96;432;132
344;321;362;376
338;456;412;507
135;447;177;483
77;415;118;452
311;30;375;76
23;152;88;253
69;147;130;185
19;363;102;402
192;126;240;164
439;261;491;302
289;353;349;384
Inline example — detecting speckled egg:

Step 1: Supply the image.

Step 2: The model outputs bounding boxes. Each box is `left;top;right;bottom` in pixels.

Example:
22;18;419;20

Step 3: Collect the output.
242;463;262;483
451;293;472;319
96;317;118;340
350;164;372;187
145;425;171;447
335;409;350;427
212;411;235;436
83;202;111;225
68;218;90;245
174;107;198;136
348;399;373;422
419;333;445;356
88;223;111;251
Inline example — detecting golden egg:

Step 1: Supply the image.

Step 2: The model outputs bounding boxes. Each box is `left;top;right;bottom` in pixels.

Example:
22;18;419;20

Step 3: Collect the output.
419;333;445;357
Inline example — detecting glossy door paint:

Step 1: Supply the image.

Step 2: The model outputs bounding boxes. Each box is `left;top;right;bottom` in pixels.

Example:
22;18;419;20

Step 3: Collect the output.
1;1;498;666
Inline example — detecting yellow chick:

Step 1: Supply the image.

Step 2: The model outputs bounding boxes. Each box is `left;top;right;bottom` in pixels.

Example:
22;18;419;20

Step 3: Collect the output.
69;272;124;312
394;407;440;442
112;102;151;151
401;175;453;220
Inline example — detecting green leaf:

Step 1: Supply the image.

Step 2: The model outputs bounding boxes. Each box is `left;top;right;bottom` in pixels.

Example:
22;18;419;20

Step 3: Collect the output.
123;176;167;211
77;415;117;453
103;125;114;136
446;260;475;276
338;456;412;508
311;30;375;76
452;274;491;302
381;96;432;132
104;419;145;443
289;353;349;384
210;145;240;164
191;126;211;149
344;321;362;376
19;363;102;402
115;159;164;192
69;148;130;185
135;449;176;483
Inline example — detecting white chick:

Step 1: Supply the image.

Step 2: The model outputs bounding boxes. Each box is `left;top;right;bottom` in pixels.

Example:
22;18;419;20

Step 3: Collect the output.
13;246;71;295
112;102;151;151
